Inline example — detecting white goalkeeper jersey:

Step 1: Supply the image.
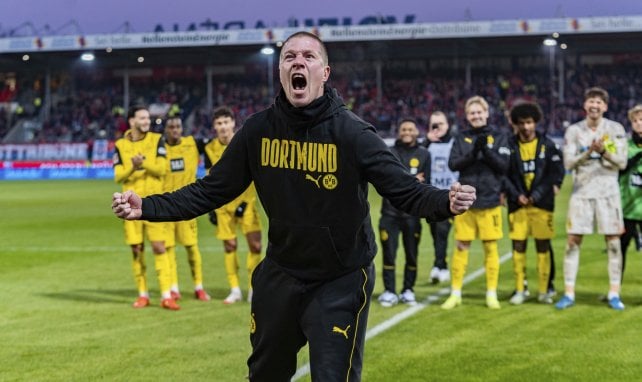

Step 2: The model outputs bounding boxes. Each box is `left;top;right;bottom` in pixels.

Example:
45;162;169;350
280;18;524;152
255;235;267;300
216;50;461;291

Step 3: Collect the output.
563;117;627;198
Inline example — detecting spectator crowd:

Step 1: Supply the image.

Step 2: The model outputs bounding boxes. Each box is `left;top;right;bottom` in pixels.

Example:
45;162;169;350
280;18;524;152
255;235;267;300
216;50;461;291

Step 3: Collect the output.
1;61;641;144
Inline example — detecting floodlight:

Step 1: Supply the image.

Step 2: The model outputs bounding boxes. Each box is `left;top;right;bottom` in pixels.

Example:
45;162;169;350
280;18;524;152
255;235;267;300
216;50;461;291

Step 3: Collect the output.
543;38;557;47
260;46;275;55
80;52;95;61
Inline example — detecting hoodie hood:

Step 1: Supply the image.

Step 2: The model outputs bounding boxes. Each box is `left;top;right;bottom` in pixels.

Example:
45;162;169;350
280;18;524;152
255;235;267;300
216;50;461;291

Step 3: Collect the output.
275;84;345;129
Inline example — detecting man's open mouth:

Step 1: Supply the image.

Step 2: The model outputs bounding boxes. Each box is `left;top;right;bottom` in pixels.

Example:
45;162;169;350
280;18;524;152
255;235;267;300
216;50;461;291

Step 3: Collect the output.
292;73;307;90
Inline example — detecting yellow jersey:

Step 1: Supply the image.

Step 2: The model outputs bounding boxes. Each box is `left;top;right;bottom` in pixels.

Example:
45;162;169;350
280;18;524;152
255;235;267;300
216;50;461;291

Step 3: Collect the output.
113;130;167;197
204;138;257;209
518;139;538;191
164;135;200;193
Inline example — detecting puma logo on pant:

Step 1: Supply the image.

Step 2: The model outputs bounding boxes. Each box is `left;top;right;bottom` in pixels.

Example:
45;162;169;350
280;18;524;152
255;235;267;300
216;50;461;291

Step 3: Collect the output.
332;324;351;339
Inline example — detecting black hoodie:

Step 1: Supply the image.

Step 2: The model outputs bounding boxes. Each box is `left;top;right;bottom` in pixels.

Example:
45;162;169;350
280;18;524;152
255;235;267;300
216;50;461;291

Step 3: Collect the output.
141;86;452;281
381;139;431;218
449;125;510;208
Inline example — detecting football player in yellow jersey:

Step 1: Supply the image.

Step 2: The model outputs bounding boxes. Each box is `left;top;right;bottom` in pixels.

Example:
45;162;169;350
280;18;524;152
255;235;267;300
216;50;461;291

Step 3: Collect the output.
503;102;564;305
204;106;262;304
113;106;179;310
163;116;211;302
442;96;511;310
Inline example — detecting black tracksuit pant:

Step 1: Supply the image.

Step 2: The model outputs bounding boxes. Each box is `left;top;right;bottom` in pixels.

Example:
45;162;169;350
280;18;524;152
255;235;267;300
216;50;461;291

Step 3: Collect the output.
248;257;375;382
428;218;451;270
621;218;642;279
379;214;421;293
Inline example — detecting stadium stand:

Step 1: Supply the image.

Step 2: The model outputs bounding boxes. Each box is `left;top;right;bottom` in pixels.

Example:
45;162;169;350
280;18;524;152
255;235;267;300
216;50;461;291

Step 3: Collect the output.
1;35;641;144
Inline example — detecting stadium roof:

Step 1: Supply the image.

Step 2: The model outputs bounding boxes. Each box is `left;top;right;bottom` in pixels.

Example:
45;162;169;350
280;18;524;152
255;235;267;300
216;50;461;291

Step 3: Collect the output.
1;31;640;73
1;0;641;36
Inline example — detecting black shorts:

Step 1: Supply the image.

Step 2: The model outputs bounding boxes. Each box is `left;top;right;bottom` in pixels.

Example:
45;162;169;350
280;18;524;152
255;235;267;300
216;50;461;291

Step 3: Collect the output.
248;257;375;381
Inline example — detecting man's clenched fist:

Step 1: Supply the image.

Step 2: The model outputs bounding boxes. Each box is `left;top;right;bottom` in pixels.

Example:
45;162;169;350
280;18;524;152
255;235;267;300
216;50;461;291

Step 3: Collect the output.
112;190;143;220
449;182;476;215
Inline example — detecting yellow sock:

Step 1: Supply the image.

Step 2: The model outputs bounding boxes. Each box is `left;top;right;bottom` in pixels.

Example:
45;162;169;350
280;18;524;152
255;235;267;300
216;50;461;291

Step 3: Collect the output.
132;249;147;295
166;246;179;289
154;251;172;295
246;251;262;289
483;241;500;291
225;251;240;289
512;250;526;292
451;247;469;291
537;251;551;294
186;245;204;287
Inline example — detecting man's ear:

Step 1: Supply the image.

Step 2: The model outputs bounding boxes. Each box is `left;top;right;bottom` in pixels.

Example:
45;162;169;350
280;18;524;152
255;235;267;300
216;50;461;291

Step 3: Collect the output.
322;66;331;83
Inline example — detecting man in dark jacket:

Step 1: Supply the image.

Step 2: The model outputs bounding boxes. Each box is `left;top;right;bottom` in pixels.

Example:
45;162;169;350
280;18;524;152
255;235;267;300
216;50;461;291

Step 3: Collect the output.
441;96;510;310
424;111;459;284
112;31;476;382
378;118;430;307
619;104;642;277
503;102;564;305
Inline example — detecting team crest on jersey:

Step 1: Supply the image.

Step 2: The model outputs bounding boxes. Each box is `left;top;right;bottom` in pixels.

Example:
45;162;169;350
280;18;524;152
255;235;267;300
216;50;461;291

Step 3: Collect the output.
486;135;494;147
409;158;419;174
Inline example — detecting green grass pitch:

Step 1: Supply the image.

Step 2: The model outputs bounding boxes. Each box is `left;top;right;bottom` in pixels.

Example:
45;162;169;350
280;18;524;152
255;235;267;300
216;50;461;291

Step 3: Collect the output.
1;178;641;381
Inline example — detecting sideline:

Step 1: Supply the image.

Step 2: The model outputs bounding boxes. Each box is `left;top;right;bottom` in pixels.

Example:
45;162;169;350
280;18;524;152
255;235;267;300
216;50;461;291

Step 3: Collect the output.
291;252;513;381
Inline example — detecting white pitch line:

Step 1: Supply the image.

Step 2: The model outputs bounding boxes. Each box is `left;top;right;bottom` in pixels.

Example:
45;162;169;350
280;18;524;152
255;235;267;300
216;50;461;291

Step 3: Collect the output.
291;252;513;381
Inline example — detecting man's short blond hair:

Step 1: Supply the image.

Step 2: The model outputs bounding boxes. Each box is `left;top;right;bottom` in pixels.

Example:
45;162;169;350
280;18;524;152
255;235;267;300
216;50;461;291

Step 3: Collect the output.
465;96;489;113
627;104;642;122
